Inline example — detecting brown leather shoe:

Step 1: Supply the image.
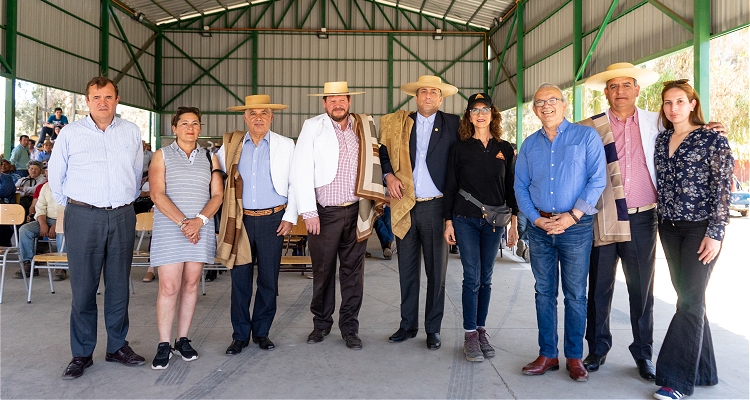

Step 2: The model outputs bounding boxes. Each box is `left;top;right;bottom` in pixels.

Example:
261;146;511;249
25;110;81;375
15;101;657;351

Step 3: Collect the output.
105;344;146;366
522;356;559;375
566;358;589;382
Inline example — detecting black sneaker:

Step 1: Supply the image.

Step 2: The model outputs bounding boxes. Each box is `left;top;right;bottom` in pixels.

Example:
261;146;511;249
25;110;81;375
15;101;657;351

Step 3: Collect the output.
151;342;172;370
174;337;198;361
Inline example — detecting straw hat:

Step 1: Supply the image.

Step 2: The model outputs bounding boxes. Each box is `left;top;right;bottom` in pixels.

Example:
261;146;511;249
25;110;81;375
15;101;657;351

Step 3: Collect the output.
584;62;660;91
227;94;288;111
400;75;458;97
308;81;365;97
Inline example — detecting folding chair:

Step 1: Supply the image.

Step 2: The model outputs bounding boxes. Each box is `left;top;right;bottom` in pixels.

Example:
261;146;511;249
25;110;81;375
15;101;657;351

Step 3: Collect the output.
280;216;312;276
27;211;67;303
0;204;27;303
130;211;154;293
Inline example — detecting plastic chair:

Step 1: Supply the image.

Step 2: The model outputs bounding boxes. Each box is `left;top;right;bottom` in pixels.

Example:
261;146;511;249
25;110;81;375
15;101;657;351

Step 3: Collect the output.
0;204;27;303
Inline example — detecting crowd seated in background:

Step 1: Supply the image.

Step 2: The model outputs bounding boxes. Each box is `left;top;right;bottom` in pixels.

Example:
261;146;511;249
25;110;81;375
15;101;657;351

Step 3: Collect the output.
38;107;68;146
15;160;47;218
36;140;54;165
14;180;65;280
1;158;21;184
9;135;30;177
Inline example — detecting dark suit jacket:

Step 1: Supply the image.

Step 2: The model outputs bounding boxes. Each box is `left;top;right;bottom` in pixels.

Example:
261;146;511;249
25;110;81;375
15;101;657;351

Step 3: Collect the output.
379;110;460;193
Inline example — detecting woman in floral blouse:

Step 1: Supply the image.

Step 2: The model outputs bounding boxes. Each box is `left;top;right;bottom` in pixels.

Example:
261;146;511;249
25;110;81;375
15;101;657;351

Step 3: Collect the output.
652;79;733;400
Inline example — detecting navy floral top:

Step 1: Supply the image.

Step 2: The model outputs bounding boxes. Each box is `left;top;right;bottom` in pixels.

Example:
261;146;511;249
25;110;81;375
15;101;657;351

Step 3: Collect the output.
654;127;733;241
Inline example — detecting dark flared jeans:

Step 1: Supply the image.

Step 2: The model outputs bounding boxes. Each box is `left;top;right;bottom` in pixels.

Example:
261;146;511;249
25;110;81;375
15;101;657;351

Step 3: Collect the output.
453;215;503;330
655;219;719;395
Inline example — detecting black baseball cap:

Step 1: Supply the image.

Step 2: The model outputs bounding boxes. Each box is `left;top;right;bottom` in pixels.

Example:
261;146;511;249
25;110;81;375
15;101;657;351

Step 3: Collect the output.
466;93;493;111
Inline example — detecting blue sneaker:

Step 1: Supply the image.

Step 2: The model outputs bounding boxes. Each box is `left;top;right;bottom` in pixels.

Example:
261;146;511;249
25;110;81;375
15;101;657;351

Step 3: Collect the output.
654;387;686;400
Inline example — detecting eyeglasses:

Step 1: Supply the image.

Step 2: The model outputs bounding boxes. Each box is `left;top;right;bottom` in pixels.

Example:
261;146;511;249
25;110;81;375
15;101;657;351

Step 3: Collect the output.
663;79;689;86
469;107;491;115
533;98;562;107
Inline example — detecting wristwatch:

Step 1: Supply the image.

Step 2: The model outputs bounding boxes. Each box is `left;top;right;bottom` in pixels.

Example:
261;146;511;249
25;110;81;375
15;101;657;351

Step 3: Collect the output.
195;213;209;225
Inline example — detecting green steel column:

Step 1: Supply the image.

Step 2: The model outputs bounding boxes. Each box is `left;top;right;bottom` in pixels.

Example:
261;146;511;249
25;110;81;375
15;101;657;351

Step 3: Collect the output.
573;0;583;121
4;0;18;153
387;33;394;112
515;1;525;148
100;0;110;76
484;36;489;94
155;32;162;110
252;31;259;95
693;0;710;120
154;112;162;149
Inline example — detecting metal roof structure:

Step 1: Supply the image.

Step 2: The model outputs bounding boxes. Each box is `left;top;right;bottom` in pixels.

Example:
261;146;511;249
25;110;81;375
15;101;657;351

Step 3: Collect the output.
117;0;515;29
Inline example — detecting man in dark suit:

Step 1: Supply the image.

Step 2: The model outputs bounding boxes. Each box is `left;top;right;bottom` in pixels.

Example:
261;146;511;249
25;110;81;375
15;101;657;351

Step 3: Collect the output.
379;75;460;350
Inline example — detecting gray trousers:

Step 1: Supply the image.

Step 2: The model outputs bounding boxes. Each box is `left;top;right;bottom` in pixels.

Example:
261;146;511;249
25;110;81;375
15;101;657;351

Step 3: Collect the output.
395;198;448;334
65;203;136;357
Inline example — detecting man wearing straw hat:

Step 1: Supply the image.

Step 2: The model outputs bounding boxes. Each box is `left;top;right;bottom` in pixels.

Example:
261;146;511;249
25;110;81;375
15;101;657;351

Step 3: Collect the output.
378;75;460;350
581;63;724;380
215;94;298;355
291;81;386;350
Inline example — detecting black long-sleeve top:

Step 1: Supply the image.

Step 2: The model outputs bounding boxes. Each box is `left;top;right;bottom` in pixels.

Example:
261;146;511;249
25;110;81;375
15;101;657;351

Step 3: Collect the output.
443;137;518;220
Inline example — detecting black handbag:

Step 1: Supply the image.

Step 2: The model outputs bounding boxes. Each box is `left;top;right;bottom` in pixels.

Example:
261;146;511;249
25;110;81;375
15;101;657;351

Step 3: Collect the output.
458;189;511;228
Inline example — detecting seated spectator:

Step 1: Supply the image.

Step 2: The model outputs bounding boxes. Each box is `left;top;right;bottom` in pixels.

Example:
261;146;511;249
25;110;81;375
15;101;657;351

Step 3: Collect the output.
142;140;153;177
15;160;47;217
38;107;68;146
0;161;15;204
36;140;54;165
9;135;30;177
1;159;21;183
28;139;39;161
14;181;65;280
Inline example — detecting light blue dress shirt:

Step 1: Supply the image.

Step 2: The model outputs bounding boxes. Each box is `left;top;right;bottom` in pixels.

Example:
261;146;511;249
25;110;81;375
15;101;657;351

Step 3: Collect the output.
237;132;287;209
413;112;442;198
48;115;143;208
514;118;606;223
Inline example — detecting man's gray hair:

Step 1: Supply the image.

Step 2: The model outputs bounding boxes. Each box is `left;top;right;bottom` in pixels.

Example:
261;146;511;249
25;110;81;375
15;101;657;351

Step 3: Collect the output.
536;83;567;104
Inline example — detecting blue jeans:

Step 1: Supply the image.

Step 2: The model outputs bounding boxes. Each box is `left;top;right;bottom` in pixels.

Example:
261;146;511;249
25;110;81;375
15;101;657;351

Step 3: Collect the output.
453;216;503;330
517;210;529;246
18;216;64;262
374;205;394;249
528;214;593;359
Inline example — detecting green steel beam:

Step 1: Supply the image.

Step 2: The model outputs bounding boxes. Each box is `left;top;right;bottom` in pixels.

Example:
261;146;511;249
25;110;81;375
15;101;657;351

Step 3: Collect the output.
154;112;162;149
252;31;258;94
466;0;489;27
4;0;17;153
228;6;249;28
329;0;349;29
155;32;162;110
321;0;326;28
352;0;373;30
274;0;297;29
398;7;418;31
573;0;583;121
525;0;572;34
516;0;524;148
253;1;275;28
100;0;111;76
375;3;395;31
648;0;693;33
490;11;516;99
693;0;710;120
109;7;157;107
298;0;318;29
575;0;618;81
388;33;394;112
161;35;246;108
0;55;10;74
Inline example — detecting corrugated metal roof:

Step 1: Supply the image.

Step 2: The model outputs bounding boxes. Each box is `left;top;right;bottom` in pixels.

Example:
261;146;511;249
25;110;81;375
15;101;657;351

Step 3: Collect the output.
117;0;515;29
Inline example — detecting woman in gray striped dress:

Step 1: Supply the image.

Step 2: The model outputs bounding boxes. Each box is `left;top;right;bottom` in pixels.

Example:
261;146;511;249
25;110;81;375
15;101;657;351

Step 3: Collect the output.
148;107;224;370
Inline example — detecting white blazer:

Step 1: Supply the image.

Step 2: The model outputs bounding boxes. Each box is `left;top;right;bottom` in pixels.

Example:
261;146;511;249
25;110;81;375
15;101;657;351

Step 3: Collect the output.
217;130;298;223
290;113;341;215
606;107;660;189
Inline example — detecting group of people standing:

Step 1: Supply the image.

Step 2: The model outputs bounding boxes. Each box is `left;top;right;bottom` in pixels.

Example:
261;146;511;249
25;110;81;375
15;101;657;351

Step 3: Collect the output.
46;64;731;400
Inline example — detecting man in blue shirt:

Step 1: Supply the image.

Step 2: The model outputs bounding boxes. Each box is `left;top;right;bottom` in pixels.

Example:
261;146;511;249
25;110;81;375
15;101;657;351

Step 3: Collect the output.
9;135;30;177
48;76;145;380
514;83;606;382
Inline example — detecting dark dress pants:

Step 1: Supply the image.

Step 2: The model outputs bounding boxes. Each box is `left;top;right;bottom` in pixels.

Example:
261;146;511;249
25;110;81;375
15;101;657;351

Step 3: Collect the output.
65;203;136;357
586;208;656;360
655;220;718;396
307;203;366;335
230;212;284;340
395;198;448;334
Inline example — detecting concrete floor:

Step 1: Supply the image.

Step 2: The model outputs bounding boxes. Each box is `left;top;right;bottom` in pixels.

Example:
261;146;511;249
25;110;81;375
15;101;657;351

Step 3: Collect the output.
1;236;748;399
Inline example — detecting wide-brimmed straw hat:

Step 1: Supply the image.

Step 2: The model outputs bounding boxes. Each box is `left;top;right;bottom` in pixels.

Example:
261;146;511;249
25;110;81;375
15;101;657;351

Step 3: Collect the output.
584;62;660;91
308;81;365;97
227;94;289;111
400;75;458;97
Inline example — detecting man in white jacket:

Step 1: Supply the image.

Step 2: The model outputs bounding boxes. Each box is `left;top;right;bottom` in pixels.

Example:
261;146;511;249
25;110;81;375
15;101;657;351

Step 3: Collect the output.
291;81;385;350
217;95;297;355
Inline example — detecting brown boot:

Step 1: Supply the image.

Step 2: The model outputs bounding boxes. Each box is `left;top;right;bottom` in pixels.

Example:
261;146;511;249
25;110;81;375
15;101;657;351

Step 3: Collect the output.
476;327;495;358
13;261;36;279
464;331;484;362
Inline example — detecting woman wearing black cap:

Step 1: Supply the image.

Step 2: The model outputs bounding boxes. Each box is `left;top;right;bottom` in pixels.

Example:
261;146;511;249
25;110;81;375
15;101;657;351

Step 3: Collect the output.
443;93;518;362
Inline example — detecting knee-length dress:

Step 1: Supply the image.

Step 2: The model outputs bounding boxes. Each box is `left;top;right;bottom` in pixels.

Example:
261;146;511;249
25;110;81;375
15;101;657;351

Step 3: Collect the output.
150;142;216;266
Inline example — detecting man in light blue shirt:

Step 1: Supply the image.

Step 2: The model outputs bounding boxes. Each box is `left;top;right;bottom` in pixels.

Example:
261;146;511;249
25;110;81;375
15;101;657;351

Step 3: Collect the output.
9;135;30;176
48;76;145;380
515;83;606;382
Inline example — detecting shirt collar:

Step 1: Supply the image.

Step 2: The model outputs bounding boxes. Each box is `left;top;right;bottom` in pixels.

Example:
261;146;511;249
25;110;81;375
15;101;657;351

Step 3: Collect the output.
607;108;639;125
331;115;353;132
416;112;436;126
85;115;117;132
243;131;270;144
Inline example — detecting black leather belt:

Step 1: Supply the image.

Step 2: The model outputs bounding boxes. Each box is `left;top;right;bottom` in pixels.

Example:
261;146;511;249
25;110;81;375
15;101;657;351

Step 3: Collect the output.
68;199;133;210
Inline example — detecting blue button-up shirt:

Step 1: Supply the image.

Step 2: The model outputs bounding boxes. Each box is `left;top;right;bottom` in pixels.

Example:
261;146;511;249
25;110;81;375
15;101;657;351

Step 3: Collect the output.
48;115;143;208
237;132;287;209
514;118;606;223
413;112;442;198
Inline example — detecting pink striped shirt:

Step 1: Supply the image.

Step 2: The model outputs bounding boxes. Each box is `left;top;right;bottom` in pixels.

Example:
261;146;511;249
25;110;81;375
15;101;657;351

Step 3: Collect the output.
608;109;657;208
302;116;360;219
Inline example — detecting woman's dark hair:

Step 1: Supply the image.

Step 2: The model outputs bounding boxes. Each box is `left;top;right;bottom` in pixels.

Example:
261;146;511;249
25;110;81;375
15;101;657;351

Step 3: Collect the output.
458;105;503;142
171;107;202;127
659;79;706;131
